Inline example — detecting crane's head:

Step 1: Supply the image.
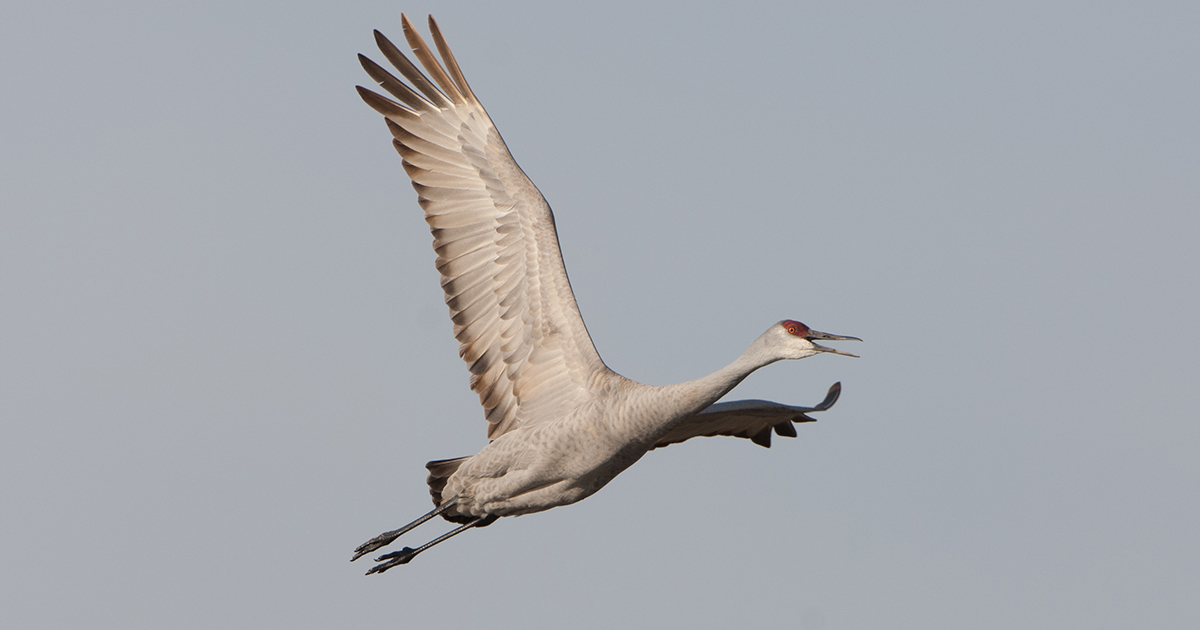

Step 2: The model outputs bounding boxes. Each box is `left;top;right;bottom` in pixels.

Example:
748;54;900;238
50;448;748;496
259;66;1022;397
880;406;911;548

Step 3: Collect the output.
772;319;861;359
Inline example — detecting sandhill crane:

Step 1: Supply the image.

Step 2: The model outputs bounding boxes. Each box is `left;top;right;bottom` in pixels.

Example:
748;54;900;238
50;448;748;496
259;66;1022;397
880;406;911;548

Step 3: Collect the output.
350;14;860;574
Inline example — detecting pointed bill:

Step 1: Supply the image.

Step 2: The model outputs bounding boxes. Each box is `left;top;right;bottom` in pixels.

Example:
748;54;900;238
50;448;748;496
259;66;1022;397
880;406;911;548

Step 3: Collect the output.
805;329;862;358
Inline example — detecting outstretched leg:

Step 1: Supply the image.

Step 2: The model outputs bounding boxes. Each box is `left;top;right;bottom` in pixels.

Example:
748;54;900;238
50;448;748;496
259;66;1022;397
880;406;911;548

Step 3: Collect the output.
351;498;459;561
365;515;499;574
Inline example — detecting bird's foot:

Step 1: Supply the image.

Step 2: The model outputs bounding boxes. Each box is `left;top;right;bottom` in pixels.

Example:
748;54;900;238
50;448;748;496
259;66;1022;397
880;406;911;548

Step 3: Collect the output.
366;547;417;574
351;531;402;562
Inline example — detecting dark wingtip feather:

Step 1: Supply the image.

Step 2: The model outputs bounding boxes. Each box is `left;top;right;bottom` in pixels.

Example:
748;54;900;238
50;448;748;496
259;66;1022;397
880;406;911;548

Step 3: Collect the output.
773;421;798;438
815;382;841;411
399;13;464;104
356;85;416;119
750;429;772;448
359;53;436;112
427;14;477;105
373;28;452;110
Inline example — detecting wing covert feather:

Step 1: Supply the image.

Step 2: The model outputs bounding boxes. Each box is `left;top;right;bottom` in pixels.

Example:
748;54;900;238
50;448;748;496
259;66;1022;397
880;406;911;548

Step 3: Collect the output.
358;15;609;439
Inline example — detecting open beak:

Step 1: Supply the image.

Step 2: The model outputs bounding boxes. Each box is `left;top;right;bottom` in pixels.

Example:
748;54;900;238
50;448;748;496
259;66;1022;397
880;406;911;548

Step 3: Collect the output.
805;329;862;358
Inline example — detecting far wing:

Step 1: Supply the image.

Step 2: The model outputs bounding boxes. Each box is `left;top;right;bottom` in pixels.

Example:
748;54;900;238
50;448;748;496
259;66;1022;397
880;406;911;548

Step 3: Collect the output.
652;383;842;450
356;15;610;439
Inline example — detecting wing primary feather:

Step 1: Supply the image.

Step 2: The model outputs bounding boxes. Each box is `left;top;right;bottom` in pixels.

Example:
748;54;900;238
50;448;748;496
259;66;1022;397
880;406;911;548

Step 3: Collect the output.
402;162;487;190
814;382;842;410
386;120;471;163
356;86;416;119
401;14;465;105
397;149;475;178
358;54;436;113
427;16;479;106
413;183;490;203
373;29;452;109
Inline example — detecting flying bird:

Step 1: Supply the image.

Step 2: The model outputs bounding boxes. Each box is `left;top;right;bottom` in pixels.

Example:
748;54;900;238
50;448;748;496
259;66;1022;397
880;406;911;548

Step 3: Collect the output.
351;14;860;574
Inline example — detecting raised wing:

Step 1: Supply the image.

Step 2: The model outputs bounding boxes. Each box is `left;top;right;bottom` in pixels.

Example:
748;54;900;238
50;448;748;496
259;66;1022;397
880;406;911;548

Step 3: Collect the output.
652;383;842;449
357;15;609;439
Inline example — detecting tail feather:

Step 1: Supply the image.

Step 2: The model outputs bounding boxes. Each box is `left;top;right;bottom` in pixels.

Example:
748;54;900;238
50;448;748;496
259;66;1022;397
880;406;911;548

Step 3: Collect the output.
425;456;473;524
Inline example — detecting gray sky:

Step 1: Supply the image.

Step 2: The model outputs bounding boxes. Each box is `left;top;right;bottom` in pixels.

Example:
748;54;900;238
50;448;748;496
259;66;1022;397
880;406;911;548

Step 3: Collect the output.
3;1;1198;628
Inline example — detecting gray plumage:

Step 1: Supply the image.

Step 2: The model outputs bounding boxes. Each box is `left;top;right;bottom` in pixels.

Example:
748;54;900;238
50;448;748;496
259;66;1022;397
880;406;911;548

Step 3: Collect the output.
351;15;860;572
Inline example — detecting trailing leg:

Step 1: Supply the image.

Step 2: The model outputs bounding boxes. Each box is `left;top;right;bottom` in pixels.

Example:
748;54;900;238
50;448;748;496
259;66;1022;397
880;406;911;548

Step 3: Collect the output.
350;498;459;561
365;515;499;574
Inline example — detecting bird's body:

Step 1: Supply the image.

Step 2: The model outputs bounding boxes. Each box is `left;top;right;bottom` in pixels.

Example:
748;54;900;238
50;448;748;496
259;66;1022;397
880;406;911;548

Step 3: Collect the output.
436;329;841;521
351;14;859;572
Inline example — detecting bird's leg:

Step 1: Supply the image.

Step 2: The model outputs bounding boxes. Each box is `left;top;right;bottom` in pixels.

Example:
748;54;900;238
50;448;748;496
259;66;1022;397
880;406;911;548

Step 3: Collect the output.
350;498;459;561
365;514;499;574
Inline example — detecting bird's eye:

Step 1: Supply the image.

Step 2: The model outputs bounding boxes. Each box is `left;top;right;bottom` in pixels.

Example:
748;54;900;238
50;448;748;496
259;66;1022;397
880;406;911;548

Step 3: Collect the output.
782;320;809;336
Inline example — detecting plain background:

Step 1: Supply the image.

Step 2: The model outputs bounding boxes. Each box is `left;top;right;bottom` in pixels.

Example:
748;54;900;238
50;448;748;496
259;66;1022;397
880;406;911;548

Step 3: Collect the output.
3;1;1198;628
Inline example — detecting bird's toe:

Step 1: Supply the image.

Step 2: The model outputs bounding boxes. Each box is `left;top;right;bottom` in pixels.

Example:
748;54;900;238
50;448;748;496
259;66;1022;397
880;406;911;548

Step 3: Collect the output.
365;547;417;574
351;532;401;561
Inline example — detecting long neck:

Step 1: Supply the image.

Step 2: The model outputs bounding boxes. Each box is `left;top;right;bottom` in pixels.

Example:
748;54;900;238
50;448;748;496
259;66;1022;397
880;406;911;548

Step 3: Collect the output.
666;338;780;415
620;331;779;433
610;330;783;444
